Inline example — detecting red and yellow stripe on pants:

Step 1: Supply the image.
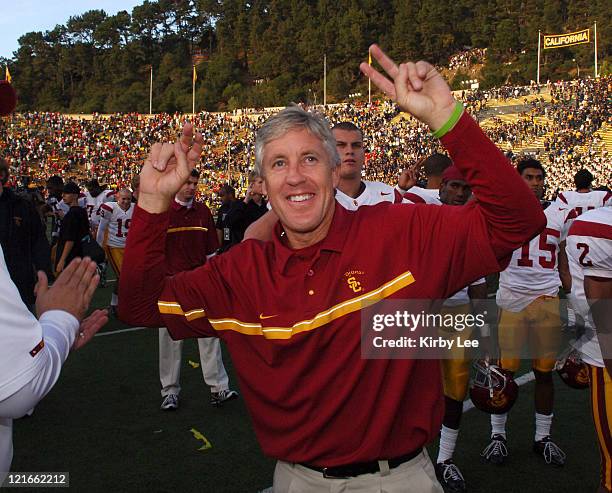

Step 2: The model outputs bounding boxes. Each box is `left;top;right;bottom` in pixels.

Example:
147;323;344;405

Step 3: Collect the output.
105;247;125;277
588;364;612;491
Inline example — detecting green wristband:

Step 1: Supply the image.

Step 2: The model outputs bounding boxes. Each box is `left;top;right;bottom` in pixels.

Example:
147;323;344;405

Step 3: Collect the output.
431;102;464;139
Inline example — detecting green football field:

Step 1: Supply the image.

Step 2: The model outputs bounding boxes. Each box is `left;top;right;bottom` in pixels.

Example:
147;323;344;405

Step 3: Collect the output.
10;273;602;492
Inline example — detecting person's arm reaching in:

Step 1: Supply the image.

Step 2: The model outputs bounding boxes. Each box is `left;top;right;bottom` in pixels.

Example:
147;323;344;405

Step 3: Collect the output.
0;257;107;418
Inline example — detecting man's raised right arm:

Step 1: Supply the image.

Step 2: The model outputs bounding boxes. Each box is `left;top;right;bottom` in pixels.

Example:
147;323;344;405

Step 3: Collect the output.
118;122;204;327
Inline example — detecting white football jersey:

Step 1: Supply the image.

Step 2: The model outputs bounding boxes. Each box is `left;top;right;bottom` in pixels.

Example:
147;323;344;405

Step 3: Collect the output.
555;190;612;215
98;202;134;248
497;205;571;311
85;189;115;227
335;180;403;211
566;207;612;367
402;186;441;205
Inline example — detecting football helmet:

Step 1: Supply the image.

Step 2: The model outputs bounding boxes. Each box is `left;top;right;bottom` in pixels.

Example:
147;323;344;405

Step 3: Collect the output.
554;349;589;390
469;360;518;414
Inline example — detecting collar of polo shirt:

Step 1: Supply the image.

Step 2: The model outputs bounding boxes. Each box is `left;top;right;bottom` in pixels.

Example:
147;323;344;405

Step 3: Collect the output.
272;202;348;274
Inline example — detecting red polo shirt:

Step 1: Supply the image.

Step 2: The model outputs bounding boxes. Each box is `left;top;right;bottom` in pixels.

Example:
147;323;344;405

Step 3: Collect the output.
119;112;545;466
166;200;219;275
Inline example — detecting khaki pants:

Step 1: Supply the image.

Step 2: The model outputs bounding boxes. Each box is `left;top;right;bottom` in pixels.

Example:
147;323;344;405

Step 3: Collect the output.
273;449;443;493
158;328;229;395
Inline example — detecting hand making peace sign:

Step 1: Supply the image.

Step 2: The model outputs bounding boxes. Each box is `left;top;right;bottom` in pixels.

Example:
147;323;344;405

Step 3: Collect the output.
360;44;458;133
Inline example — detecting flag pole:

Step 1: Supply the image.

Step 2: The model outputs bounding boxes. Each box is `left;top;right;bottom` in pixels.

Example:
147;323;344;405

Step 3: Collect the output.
323;54;327;107
149;65;153;115
594;22;598;78
536;30;541;85
192;65;196;116
368;48;372;105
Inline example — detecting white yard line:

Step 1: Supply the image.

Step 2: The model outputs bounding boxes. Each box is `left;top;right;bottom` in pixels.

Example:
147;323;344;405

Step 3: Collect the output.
95;326;147;337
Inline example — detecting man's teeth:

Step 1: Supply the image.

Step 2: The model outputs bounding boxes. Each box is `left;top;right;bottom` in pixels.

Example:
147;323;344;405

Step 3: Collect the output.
289;194;313;202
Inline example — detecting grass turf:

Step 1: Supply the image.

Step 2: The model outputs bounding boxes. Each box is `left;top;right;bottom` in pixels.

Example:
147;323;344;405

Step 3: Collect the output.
10;273;602;492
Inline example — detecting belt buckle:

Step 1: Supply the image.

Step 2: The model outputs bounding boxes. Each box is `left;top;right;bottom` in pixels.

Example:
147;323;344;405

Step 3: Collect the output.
321;467;350;479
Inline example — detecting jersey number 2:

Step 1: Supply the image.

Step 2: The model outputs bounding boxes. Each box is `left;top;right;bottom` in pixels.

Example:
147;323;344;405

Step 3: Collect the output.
576;243;593;267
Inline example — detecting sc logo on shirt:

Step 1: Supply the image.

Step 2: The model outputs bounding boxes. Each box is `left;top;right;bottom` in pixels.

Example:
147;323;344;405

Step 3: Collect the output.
345;270;365;293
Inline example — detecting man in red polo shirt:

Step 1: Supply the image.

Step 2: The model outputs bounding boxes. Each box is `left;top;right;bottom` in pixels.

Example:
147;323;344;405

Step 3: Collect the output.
158;169;237;410
119;44;545;492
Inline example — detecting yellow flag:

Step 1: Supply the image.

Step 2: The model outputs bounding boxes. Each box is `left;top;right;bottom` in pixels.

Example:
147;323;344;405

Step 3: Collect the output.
5;66;11;84
368;50;372;66
193;65;197;83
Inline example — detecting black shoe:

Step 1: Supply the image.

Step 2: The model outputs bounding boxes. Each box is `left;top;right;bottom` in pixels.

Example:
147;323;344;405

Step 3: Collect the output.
533;436;565;466
481;434;508;465
210;389;239;406
435;460;466;492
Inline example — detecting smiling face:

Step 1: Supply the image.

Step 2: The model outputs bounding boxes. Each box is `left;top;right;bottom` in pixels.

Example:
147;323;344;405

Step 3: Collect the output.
333;128;365;181
261;128;339;249
117;190;133;211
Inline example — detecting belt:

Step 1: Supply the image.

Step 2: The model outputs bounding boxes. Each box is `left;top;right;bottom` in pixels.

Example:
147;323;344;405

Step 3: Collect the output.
299;448;422;479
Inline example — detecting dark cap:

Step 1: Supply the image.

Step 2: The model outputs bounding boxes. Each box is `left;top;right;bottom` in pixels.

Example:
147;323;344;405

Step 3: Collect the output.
63;182;80;194
441;166;466;183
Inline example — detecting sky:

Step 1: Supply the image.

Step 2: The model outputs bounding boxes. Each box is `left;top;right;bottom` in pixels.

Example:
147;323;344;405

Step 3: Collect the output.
0;0;145;60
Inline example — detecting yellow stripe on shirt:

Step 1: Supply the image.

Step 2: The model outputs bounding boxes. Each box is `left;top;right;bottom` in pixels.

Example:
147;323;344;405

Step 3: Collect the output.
167;226;208;233
158;270;415;340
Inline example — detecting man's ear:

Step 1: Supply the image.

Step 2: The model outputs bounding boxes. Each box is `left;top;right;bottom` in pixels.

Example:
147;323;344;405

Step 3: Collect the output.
262;179;268;196
331;165;340;189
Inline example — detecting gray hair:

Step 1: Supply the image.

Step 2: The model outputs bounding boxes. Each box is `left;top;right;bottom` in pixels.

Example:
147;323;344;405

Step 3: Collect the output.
254;106;340;176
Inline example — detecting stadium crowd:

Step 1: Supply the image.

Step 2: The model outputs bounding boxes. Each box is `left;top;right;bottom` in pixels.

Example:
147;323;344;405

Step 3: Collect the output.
0;77;610;207
447;48;487;70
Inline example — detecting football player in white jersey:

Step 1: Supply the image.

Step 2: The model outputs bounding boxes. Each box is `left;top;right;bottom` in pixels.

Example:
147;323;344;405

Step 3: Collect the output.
96;189;134;312
555;169;612;214
397;153;451;204
566;207;612;493
555;169;612;327
84;179;115;232
485;158;569;466
556;169;612;329
332;121;404;209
